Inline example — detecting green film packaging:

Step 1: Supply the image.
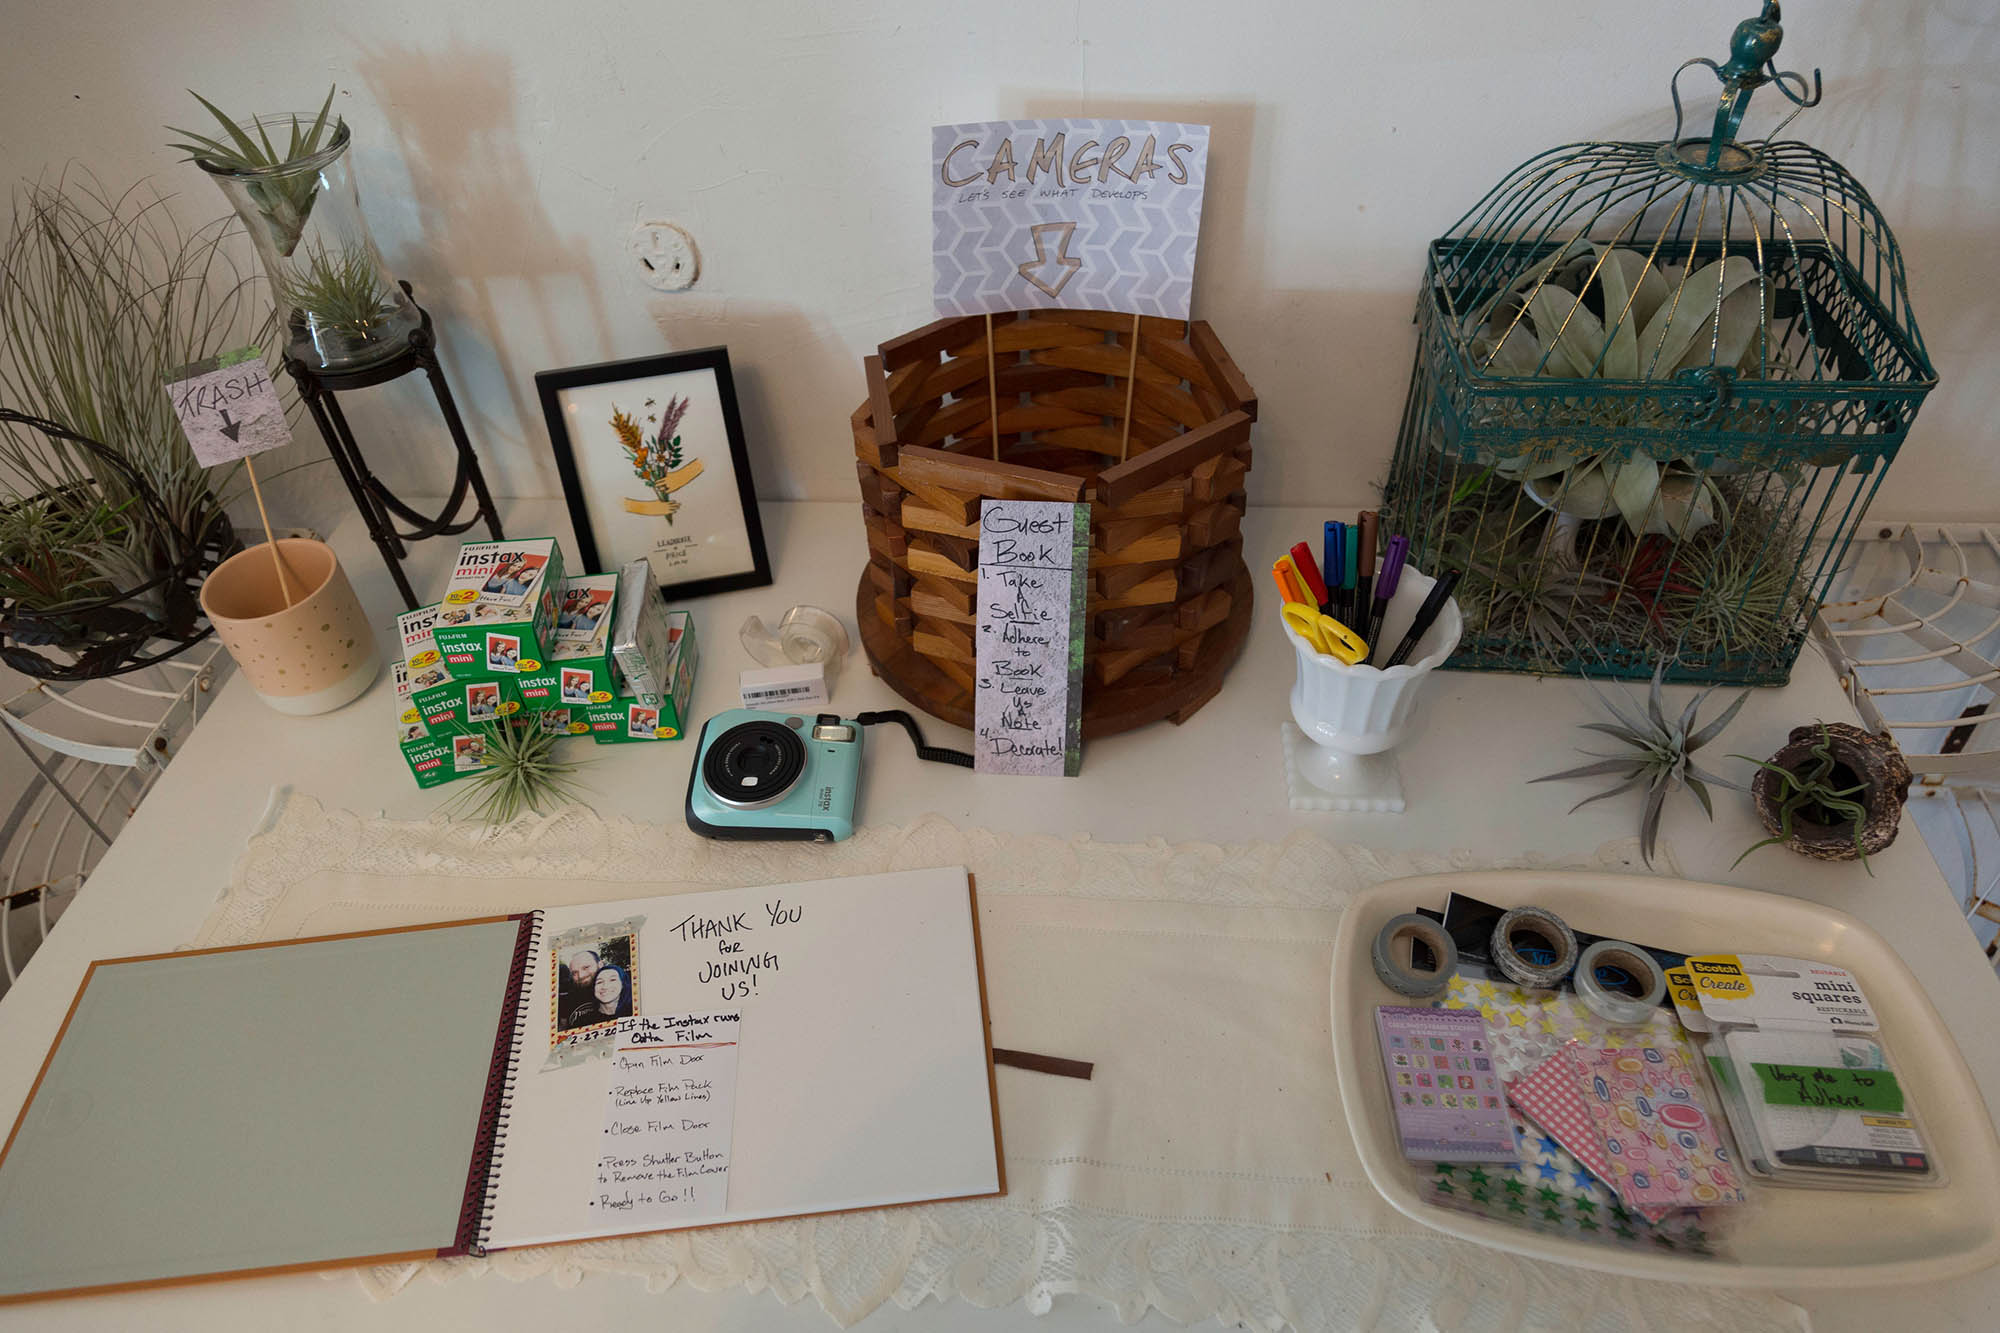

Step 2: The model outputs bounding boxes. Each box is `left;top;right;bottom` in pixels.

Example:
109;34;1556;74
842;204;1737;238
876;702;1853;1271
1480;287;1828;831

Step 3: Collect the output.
430;537;566;677
398;603;524;733
587;609;697;743
393;661;481;788
535;706;591;738
516;573;620;711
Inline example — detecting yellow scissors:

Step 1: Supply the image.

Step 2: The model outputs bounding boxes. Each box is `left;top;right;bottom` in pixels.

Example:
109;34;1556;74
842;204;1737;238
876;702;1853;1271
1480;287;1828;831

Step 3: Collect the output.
1281;601;1367;664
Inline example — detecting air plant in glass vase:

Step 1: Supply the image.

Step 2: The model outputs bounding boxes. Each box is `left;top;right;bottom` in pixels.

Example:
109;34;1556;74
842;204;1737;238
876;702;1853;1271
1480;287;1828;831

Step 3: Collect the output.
170;88;419;371
1531;663;1750;866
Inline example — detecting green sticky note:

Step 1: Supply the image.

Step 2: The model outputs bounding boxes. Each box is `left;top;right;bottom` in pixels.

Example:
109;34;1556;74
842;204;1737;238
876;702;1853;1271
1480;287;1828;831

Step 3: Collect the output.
1752;1062;1904;1113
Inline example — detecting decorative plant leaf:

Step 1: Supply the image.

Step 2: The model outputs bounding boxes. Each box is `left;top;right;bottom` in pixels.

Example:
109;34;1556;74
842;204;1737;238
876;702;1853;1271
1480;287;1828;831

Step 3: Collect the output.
1534;662;1749;867
1530;757;1646;783
1687;686;1752;751
1640;254;1759;378
1524;286;1608;377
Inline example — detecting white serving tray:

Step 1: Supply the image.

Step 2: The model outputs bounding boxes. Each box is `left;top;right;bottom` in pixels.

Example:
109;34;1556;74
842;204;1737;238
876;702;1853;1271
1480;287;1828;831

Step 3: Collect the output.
1330;870;2000;1287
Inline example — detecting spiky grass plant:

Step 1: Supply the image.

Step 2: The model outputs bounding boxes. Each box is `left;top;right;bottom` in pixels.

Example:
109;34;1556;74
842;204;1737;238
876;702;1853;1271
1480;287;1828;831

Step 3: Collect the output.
280;241;394;341
441;722;592;825
0;490;128;612
167;87;341;258
0;174;284;613
1531;663;1750;866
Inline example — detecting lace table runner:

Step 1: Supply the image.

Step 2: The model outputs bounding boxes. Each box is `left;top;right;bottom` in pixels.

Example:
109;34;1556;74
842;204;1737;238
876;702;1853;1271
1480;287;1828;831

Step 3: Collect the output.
195;790;1804;1331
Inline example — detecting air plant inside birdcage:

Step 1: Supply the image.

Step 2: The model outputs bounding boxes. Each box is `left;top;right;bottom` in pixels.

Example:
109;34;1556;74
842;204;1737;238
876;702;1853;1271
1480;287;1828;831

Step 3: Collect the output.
1382;2;1935;686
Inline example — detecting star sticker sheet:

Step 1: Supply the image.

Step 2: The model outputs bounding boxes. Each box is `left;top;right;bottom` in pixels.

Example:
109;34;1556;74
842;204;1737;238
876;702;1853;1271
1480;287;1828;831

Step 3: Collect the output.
1420;1115;1716;1257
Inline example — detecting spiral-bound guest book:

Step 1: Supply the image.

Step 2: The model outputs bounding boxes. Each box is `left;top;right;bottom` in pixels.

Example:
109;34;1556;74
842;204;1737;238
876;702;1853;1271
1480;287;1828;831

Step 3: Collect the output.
0;866;1000;1303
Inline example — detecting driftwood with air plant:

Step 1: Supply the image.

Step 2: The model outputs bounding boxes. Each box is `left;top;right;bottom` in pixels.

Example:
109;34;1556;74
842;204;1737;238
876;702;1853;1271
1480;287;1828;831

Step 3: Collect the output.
1532;662;1750;866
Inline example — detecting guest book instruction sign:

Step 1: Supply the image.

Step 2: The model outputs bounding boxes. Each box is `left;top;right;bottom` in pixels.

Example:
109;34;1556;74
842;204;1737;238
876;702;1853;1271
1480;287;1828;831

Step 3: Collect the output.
974;500;1087;776
932;119;1210;319
590;1012;741;1226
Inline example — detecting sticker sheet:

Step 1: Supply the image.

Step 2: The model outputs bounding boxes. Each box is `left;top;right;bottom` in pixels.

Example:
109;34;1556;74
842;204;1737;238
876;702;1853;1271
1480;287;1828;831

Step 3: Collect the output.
1375;1006;1514;1163
1574;1044;1744;1211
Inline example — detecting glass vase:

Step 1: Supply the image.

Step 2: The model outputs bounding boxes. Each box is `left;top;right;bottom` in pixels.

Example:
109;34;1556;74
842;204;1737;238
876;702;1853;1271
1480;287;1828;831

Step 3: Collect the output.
198;118;421;372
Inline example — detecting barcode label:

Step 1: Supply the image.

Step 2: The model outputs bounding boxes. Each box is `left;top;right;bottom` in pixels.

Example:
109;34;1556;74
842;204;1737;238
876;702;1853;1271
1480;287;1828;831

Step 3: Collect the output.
745;684;815;700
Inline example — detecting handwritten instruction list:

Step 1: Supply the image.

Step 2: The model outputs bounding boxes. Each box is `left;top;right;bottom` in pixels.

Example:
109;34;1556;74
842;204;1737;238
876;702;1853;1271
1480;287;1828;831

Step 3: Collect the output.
974;499;1087;777
589;1012;742;1226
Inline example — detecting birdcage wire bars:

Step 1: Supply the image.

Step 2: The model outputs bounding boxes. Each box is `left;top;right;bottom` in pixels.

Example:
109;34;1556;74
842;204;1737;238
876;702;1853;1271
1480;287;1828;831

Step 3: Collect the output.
1383;4;1935;686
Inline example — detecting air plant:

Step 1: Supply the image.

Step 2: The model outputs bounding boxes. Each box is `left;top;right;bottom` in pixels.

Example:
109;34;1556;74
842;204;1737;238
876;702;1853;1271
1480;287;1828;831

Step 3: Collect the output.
0;491;129;612
440;721;592;825
1731;722;1873;872
279;241;395;341
0;173;283;599
167;87;341;258
1531;662;1750;866
1471;241;1784;538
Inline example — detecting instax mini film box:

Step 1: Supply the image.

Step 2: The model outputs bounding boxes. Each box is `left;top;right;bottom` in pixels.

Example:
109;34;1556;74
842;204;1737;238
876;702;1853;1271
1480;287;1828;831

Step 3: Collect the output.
587;609;697;743
394;661;480;788
516;573;620;712
399;603;523;733
429;538;566;677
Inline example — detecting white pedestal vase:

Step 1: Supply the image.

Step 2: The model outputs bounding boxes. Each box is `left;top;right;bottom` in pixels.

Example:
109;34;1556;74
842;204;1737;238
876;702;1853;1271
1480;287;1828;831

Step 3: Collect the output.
1281;567;1462;814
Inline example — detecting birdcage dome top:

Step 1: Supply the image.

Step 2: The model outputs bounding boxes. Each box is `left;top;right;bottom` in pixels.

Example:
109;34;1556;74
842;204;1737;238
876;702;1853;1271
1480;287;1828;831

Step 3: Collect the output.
1431;2;1932;397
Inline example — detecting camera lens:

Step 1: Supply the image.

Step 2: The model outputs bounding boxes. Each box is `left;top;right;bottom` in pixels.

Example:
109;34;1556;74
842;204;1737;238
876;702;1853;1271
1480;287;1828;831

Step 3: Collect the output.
702;719;808;809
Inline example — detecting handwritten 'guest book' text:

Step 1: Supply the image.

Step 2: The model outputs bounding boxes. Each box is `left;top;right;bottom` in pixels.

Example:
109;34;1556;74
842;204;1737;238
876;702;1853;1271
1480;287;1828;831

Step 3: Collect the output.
974;499;1088;776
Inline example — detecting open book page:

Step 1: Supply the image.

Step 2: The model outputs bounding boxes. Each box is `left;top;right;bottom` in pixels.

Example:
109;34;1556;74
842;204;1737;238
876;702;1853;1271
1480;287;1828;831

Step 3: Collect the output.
0;919;527;1300
482;867;999;1251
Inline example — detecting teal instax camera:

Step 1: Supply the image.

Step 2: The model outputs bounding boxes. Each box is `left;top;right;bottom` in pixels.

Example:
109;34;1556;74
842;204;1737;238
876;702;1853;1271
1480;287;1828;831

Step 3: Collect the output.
686;708;864;842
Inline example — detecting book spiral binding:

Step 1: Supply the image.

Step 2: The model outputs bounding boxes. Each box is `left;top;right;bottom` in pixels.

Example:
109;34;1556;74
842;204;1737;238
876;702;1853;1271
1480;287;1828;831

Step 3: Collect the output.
455;910;544;1257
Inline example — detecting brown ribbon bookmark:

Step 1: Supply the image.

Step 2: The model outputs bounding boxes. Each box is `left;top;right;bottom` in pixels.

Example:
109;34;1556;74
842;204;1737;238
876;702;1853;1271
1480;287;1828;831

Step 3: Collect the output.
992;1047;1094;1080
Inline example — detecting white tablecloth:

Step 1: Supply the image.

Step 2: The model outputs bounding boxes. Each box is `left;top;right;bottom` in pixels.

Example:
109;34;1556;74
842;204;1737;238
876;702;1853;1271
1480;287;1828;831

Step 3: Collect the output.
193;790;1804;1331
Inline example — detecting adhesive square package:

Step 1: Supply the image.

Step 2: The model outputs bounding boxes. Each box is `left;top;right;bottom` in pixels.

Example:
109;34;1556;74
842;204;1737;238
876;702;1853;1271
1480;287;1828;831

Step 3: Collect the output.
1717;1028;1939;1187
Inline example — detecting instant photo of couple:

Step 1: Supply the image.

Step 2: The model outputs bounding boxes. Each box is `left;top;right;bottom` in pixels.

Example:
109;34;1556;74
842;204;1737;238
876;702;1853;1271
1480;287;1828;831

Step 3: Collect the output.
554;938;636;1035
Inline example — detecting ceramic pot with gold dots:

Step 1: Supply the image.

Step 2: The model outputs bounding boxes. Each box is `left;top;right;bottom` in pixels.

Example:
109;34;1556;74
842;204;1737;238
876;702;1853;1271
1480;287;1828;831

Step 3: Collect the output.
199;539;379;715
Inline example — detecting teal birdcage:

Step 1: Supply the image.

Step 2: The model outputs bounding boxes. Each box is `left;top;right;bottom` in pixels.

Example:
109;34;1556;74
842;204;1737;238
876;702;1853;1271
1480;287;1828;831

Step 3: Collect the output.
1382;2;1935;685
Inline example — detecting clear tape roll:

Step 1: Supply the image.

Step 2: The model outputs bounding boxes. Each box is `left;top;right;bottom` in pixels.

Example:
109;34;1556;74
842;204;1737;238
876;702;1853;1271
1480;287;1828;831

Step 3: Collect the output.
741;607;849;671
1489;904;1578;989
1371;913;1458;998
1574;938;1667;1025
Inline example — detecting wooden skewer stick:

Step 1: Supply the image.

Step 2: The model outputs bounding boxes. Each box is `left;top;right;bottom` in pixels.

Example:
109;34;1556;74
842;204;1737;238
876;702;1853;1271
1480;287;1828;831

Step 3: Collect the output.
984;311;1002;461
1116;311;1142;462
242;456;298;608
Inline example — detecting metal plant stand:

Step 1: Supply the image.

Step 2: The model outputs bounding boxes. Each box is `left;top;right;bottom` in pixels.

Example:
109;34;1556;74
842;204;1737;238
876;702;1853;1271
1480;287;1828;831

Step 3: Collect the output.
282;282;504;609
0;645;223;988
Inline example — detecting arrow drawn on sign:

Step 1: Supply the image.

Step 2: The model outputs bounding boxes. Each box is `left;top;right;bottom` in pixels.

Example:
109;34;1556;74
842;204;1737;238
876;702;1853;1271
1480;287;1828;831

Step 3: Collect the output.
1017;221;1082;298
217;408;242;442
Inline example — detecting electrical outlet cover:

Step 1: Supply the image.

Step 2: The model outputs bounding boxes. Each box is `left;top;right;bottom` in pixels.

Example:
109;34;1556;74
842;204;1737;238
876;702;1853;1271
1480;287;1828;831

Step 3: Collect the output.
630;221;699;291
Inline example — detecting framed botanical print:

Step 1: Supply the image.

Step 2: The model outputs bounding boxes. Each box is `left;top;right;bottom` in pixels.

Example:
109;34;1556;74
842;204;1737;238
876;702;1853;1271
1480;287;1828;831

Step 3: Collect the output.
536;347;772;599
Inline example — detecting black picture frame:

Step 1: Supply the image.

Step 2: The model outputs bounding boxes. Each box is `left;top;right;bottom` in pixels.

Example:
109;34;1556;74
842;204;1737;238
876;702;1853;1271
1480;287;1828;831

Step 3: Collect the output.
536;347;772;600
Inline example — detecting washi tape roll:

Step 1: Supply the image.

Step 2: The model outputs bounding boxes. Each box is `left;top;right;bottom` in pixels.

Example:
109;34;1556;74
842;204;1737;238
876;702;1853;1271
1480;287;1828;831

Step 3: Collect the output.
1371;913;1459;997
1574;938;1668;1025
1489;904;1578;989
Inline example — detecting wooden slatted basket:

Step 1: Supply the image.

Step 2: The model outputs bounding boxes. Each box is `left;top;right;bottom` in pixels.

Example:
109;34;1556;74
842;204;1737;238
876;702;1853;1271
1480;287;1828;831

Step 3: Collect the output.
852;310;1257;737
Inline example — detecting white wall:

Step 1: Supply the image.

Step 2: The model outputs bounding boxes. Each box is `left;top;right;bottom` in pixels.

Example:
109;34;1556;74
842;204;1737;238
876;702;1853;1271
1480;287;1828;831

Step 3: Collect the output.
1;0;1994;529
